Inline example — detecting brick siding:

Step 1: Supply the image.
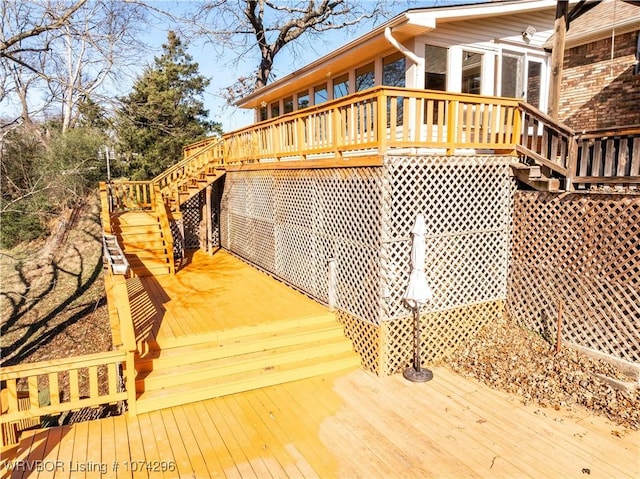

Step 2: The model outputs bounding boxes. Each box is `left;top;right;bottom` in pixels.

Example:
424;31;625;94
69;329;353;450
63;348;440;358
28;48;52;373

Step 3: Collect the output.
559;30;640;130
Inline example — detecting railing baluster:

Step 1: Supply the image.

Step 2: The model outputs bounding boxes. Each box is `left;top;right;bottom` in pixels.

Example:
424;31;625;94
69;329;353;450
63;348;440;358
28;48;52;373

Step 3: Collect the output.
89;365;99;398
28;376;38;409
49;372;60;405
69;369;80;402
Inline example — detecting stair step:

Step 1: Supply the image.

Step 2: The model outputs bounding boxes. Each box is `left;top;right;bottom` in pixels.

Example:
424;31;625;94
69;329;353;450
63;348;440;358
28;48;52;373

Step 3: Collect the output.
121;242;168;254
148;313;339;350
134;351;360;414
130;265;172;277
137;318;347;370
124;250;169;261
135;337;355;392
112;224;162;235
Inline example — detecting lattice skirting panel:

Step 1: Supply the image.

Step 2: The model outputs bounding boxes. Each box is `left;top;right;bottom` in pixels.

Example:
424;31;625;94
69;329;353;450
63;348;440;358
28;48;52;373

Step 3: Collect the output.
337;300;504;375
381;155;516;320
507;191;640;364
220;155;517;374
221;167;384;325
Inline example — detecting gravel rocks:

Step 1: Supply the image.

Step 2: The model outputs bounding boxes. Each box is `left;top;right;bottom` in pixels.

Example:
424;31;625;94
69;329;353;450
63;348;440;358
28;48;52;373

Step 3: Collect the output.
446;316;640;430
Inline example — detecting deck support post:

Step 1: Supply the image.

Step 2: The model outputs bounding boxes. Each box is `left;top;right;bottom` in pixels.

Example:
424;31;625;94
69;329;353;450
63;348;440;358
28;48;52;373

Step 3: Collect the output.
205;185;213;254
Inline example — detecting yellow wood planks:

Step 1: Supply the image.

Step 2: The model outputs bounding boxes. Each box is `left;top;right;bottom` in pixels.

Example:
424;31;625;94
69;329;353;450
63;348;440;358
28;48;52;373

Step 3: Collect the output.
3;367;638;479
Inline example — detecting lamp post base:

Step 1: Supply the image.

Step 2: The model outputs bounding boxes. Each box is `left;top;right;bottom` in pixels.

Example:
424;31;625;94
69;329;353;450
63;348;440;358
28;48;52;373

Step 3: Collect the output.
403;367;433;382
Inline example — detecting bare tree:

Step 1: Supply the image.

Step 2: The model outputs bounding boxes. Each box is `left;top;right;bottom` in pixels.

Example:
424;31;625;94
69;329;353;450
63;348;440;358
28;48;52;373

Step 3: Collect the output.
1;0;148;131
187;0;392;102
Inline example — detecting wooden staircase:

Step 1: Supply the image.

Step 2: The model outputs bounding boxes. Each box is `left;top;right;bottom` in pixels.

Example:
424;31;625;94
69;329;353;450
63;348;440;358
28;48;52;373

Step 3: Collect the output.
133;313;360;414
111;211;174;276
166;165;225;212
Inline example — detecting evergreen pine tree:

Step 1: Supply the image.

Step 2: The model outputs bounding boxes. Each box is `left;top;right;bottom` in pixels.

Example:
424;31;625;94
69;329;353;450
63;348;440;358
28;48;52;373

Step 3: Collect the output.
116;31;220;179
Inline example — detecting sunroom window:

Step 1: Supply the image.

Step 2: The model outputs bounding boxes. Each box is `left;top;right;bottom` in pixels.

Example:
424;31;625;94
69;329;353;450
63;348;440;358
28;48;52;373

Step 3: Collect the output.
297;91;309;110
333;74;349;99
383;52;406;87
284;96;294;114
270;101;280;118
356;63;375;91
314;84;328;105
425;44;447;91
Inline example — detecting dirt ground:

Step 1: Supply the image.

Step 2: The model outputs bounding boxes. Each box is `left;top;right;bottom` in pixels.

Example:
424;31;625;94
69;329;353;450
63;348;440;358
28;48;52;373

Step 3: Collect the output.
0;195;112;368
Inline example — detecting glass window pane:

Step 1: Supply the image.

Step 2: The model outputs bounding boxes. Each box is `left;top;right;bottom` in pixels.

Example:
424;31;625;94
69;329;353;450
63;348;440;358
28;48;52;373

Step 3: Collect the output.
462;51;482;94
356;63;375;91
259;106;268;122
425;44;447;91
270;101;280;118
501;53;523;98
527;62;542;108
314;84;328;104
383;52;405;87
333;73;349;99
284;96;294;114
297;91;309;110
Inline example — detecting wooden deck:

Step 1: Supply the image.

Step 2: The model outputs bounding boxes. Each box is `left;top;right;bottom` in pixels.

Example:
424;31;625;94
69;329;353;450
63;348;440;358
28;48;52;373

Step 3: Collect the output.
3;366;638;478
130;249;333;347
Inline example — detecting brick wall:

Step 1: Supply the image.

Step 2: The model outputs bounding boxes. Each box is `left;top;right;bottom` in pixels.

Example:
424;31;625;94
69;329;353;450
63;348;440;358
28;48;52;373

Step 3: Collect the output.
559;30;640;130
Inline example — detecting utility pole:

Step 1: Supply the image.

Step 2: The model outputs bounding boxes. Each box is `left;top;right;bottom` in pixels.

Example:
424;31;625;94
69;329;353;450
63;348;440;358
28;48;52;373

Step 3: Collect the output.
548;0;569;119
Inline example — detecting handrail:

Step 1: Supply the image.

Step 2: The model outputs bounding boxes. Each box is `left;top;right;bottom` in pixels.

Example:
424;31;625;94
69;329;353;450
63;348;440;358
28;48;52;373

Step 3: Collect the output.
222;86;522;164
0;350;127;445
182;136;219;159
516;101;576;179
154;137;224;190
573;126;640;186
104;270;139;416
99;182;112;232
210;86;637;189
153;184;175;274
107;180;155;212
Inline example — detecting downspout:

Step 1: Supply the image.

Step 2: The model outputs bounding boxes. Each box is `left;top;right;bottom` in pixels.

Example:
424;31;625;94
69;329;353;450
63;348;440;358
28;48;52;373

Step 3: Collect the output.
384;27;421;143
384;27;420;65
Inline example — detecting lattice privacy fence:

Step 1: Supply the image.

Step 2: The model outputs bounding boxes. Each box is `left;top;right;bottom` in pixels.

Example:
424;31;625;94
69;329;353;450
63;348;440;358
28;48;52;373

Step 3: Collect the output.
507;191;640;364
220;155;516;374
173;178;225;255
181;191;204;250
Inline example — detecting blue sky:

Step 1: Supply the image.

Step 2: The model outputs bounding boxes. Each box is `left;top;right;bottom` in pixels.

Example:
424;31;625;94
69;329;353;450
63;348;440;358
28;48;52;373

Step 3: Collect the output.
137;0;486;132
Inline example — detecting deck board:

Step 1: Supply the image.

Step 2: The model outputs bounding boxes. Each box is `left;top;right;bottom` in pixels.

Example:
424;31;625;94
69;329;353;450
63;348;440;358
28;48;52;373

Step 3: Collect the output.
3;367;638;479
134;250;333;347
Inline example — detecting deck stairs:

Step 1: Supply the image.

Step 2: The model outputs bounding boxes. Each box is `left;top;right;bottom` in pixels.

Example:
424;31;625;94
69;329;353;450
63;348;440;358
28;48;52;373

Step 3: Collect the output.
510;162;561;192
163;165;225;212
155;137;226;213
111;211;174;277
133;313;360;414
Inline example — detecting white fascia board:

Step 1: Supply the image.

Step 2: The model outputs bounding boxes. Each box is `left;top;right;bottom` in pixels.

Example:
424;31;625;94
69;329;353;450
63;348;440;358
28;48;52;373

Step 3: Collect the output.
403;12;437;30
420;0;560;20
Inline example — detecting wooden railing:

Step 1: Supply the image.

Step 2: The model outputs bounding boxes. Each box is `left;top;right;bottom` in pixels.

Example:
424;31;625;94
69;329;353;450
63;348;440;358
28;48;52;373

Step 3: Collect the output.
223;86;522;163
0;234;140;447
216;87;639;189
573;126;640;187
182;136;218;159
103;265;139;416
106;180;155;212
0;351;128;447
516;102;575;179
154;184;175;274
155;137;224;203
